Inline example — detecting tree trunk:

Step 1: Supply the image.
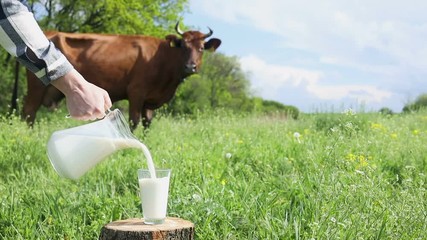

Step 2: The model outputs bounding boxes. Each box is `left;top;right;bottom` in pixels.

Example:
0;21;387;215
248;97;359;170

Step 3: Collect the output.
99;217;194;240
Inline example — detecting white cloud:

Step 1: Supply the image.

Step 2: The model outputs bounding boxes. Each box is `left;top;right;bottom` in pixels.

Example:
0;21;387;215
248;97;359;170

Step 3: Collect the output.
189;0;427;111
306;84;392;103
240;55;393;105
192;0;427;70
240;55;320;89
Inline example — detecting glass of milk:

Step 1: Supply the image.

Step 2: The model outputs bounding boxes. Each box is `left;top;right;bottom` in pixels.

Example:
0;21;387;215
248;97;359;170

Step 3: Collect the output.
138;169;171;224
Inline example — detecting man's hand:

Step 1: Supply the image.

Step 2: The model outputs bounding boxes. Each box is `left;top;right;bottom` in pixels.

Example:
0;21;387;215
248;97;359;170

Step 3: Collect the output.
51;69;112;120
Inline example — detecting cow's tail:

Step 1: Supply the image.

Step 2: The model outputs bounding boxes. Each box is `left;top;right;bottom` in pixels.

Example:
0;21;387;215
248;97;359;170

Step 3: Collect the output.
9;60;20;115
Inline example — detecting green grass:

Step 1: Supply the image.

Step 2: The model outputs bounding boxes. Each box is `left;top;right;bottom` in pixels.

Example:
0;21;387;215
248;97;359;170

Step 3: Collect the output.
1;108;427;239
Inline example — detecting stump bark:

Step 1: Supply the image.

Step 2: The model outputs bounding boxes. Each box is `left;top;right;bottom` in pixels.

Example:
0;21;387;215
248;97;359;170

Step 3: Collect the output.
99;217;194;240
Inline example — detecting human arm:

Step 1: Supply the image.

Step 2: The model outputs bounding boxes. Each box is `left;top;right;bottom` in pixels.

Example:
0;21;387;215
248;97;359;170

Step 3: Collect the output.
0;0;111;120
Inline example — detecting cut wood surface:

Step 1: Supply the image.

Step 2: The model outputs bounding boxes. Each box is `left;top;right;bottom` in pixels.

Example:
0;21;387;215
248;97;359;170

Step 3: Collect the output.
99;217;194;240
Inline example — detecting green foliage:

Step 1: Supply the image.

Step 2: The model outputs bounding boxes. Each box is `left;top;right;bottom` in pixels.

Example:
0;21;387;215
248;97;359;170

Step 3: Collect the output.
0;52;14;114
30;0;188;36
313;108;369;136
379;107;394;115
167;74;211;115
254;98;299;119
168;52;253;115
402;103;417;113
0;51;27;115
402;93;427;113
168;53;299;116
1;110;427;239
415;93;427;106
284;105;299;119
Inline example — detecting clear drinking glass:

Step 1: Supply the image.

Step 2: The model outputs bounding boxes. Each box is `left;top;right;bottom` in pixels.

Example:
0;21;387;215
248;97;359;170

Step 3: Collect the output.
138;169;171;224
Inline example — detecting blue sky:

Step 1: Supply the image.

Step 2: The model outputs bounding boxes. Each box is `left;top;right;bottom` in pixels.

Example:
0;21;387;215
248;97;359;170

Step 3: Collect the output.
184;0;427;113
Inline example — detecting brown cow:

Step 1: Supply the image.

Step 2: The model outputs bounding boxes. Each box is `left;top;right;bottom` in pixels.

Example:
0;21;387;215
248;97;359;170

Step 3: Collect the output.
22;22;221;130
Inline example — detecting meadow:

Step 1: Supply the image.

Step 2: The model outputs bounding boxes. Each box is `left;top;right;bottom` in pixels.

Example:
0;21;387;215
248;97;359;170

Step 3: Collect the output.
0;108;426;239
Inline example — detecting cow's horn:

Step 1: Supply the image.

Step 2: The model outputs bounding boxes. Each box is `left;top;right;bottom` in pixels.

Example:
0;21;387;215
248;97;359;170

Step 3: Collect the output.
203;27;213;39
175;22;184;36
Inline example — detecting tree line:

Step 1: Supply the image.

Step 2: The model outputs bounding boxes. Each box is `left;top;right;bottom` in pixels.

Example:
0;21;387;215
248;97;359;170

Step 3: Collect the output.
1;0;299;119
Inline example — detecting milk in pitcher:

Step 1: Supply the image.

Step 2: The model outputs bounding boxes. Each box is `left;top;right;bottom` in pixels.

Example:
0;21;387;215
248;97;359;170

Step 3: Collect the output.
47;109;157;180
48;135;157;179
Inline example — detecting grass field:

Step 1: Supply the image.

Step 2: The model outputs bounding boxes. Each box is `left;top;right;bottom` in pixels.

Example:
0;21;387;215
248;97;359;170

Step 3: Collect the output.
1;108;426;239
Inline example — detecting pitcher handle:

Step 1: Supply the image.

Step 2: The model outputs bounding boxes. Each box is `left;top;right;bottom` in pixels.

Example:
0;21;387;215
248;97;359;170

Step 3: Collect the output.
65;109;112;119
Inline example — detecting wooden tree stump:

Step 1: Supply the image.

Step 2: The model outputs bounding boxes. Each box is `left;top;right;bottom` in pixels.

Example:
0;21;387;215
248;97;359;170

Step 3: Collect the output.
99;217;194;240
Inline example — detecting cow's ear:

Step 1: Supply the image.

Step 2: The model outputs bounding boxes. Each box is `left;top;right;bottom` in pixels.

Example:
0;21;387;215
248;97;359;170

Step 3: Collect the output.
204;38;221;52
166;34;181;48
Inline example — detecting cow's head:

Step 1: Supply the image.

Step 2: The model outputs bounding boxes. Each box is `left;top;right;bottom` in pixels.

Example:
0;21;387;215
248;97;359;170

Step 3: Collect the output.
166;22;221;75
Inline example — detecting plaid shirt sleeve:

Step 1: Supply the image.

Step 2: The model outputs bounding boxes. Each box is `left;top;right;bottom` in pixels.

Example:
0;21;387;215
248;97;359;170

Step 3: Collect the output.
0;0;73;85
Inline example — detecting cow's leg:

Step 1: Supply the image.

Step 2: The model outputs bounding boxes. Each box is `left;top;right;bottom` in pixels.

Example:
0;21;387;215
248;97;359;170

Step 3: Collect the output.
142;109;154;128
23;73;46;126
128;99;142;131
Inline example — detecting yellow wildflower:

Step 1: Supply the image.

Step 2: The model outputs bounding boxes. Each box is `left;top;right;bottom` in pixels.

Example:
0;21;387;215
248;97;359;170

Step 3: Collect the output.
221;179;227;186
347;153;371;169
358;155;368;167
346;153;357;161
371;123;386;132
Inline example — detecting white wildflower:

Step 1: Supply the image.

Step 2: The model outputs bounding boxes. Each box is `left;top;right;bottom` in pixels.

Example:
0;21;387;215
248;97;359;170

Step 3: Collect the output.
293;132;301;143
192;194;202;202
343;108;356;116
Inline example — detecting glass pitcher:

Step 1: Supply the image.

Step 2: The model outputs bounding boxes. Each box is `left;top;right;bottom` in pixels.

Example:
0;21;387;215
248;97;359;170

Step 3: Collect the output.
46;109;140;180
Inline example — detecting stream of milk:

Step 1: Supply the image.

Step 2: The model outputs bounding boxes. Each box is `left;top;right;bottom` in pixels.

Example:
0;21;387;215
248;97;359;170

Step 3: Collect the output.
120;138;157;178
